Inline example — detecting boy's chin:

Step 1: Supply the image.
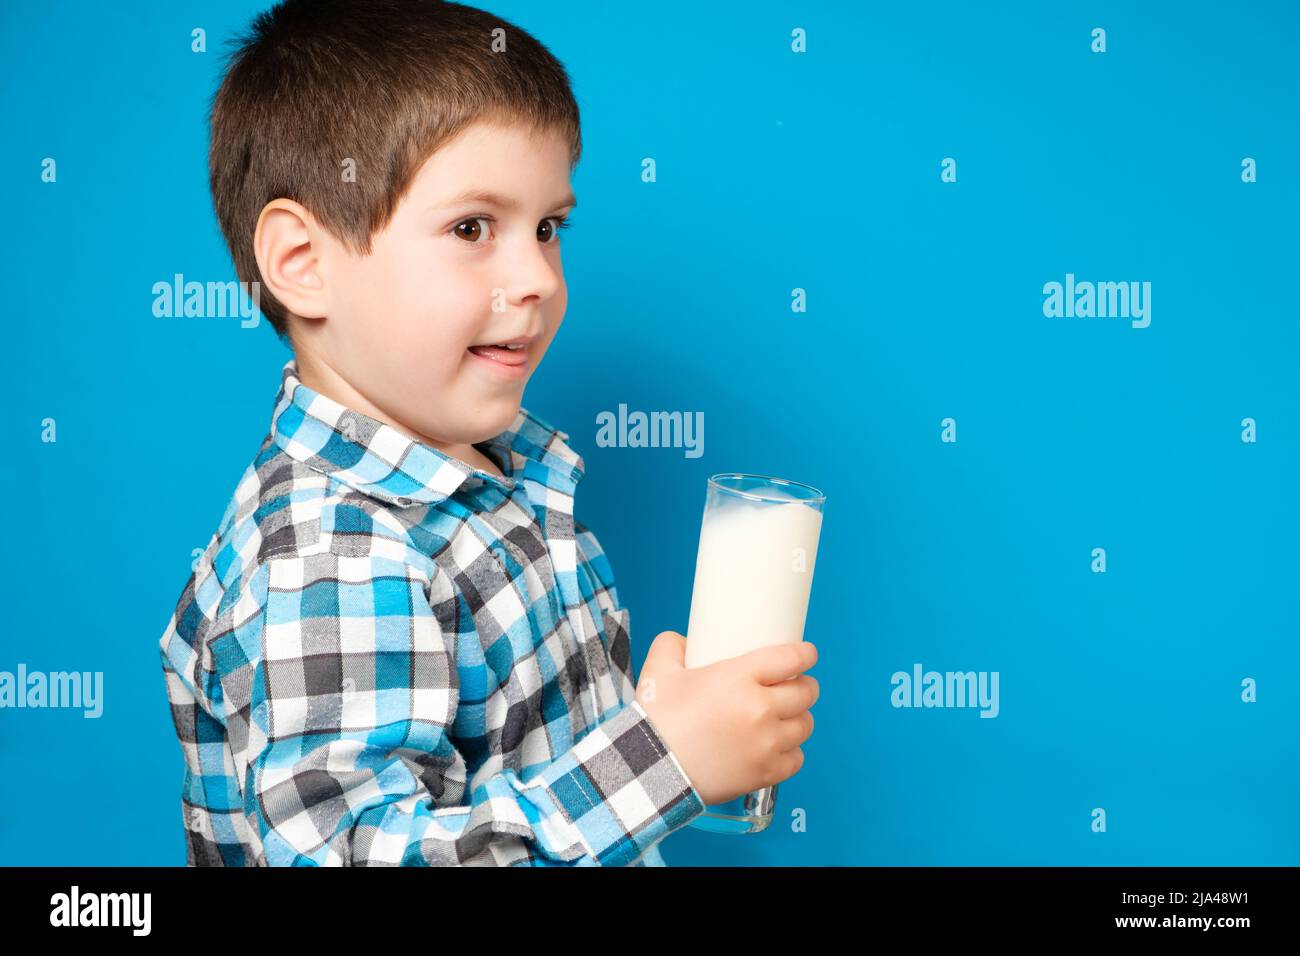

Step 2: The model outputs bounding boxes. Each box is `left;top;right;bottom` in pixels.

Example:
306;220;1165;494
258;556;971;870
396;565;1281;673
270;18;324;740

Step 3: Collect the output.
474;395;524;433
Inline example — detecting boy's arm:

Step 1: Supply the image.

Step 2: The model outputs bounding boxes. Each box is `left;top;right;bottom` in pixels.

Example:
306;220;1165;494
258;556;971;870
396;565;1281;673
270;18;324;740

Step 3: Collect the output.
238;550;705;866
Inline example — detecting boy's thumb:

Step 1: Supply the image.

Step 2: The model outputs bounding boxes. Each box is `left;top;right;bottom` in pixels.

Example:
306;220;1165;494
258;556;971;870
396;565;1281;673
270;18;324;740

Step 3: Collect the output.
645;630;687;670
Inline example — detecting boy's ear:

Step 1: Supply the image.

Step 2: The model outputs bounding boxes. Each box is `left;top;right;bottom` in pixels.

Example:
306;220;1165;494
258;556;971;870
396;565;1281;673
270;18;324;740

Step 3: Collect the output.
252;198;330;321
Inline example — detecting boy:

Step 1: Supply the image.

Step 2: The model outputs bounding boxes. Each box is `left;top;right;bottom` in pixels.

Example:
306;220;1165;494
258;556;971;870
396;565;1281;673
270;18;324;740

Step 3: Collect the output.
158;0;818;866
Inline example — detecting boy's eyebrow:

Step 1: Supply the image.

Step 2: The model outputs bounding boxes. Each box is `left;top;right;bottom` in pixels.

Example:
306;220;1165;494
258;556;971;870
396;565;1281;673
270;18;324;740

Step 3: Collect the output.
435;189;577;212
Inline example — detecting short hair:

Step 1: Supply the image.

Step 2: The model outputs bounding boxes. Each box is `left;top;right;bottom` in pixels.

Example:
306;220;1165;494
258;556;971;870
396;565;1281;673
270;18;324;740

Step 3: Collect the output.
207;0;583;345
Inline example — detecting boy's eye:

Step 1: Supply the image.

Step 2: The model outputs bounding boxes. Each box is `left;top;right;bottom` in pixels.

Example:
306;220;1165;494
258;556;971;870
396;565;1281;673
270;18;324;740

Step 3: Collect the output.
538;216;572;244
453;217;491;244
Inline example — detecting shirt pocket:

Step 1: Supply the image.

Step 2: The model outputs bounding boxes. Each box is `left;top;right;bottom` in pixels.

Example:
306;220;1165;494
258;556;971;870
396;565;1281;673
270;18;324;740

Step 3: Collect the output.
598;605;636;702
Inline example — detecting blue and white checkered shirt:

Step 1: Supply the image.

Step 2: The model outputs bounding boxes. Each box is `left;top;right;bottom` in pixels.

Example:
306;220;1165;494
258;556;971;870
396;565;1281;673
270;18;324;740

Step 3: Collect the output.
158;358;705;865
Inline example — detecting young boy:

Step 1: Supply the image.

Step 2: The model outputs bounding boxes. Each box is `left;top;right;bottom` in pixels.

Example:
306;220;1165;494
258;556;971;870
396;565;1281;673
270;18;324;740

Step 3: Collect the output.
157;0;818;867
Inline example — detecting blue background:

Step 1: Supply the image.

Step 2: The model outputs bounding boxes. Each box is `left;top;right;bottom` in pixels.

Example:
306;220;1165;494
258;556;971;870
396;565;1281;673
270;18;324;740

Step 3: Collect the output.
1;0;1296;865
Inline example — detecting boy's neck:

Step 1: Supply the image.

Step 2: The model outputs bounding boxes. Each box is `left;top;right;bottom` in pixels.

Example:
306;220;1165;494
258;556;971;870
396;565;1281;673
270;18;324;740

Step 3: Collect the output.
293;349;505;478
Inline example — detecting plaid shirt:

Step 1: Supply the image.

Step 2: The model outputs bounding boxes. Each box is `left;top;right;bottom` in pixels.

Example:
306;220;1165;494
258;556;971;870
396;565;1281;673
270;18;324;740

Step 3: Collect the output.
158;358;705;866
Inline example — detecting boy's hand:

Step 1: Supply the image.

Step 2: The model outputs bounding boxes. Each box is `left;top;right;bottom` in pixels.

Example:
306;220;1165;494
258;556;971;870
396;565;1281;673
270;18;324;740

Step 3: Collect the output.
635;631;819;806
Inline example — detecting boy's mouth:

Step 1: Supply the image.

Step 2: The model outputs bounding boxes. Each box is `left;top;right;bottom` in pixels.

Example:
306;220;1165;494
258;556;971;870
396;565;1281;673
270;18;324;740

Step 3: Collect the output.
468;330;538;372
467;343;529;368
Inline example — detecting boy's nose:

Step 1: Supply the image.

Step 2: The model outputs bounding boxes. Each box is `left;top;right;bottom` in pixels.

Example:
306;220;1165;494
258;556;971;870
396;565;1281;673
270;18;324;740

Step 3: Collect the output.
500;243;563;303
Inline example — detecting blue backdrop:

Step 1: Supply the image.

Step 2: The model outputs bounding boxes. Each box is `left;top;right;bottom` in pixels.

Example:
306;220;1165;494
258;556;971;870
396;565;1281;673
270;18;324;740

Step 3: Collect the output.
2;0;1296;865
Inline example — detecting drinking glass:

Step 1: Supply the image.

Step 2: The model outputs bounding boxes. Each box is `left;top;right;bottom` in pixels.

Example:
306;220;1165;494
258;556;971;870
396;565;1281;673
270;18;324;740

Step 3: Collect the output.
683;473;825;834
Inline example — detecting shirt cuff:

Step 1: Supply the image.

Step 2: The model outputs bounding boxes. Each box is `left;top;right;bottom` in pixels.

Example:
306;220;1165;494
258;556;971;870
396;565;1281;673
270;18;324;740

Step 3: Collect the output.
540;698;706;865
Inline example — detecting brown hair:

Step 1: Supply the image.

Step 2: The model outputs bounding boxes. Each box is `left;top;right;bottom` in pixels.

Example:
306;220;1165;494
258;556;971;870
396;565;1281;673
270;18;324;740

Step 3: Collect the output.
208;0;582;344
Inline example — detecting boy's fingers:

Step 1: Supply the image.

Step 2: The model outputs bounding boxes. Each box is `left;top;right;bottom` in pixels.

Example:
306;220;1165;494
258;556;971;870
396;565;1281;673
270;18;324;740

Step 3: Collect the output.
765;674;818;718
747;641;817;684
775;710;813;750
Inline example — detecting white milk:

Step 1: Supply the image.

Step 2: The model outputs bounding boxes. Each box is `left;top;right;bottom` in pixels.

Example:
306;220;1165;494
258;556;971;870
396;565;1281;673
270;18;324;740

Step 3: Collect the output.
684;491;823;669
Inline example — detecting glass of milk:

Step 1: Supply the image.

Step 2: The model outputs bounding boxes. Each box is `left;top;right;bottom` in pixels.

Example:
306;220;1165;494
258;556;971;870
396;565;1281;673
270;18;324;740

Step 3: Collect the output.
684;473;825;834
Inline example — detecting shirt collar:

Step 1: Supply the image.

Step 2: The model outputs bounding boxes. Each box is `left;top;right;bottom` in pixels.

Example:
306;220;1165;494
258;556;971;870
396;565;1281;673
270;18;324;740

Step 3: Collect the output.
267;358;584;507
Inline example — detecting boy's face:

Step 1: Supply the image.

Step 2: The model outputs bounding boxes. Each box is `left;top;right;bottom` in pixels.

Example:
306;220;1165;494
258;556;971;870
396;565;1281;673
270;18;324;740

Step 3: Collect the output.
293;119;575;456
